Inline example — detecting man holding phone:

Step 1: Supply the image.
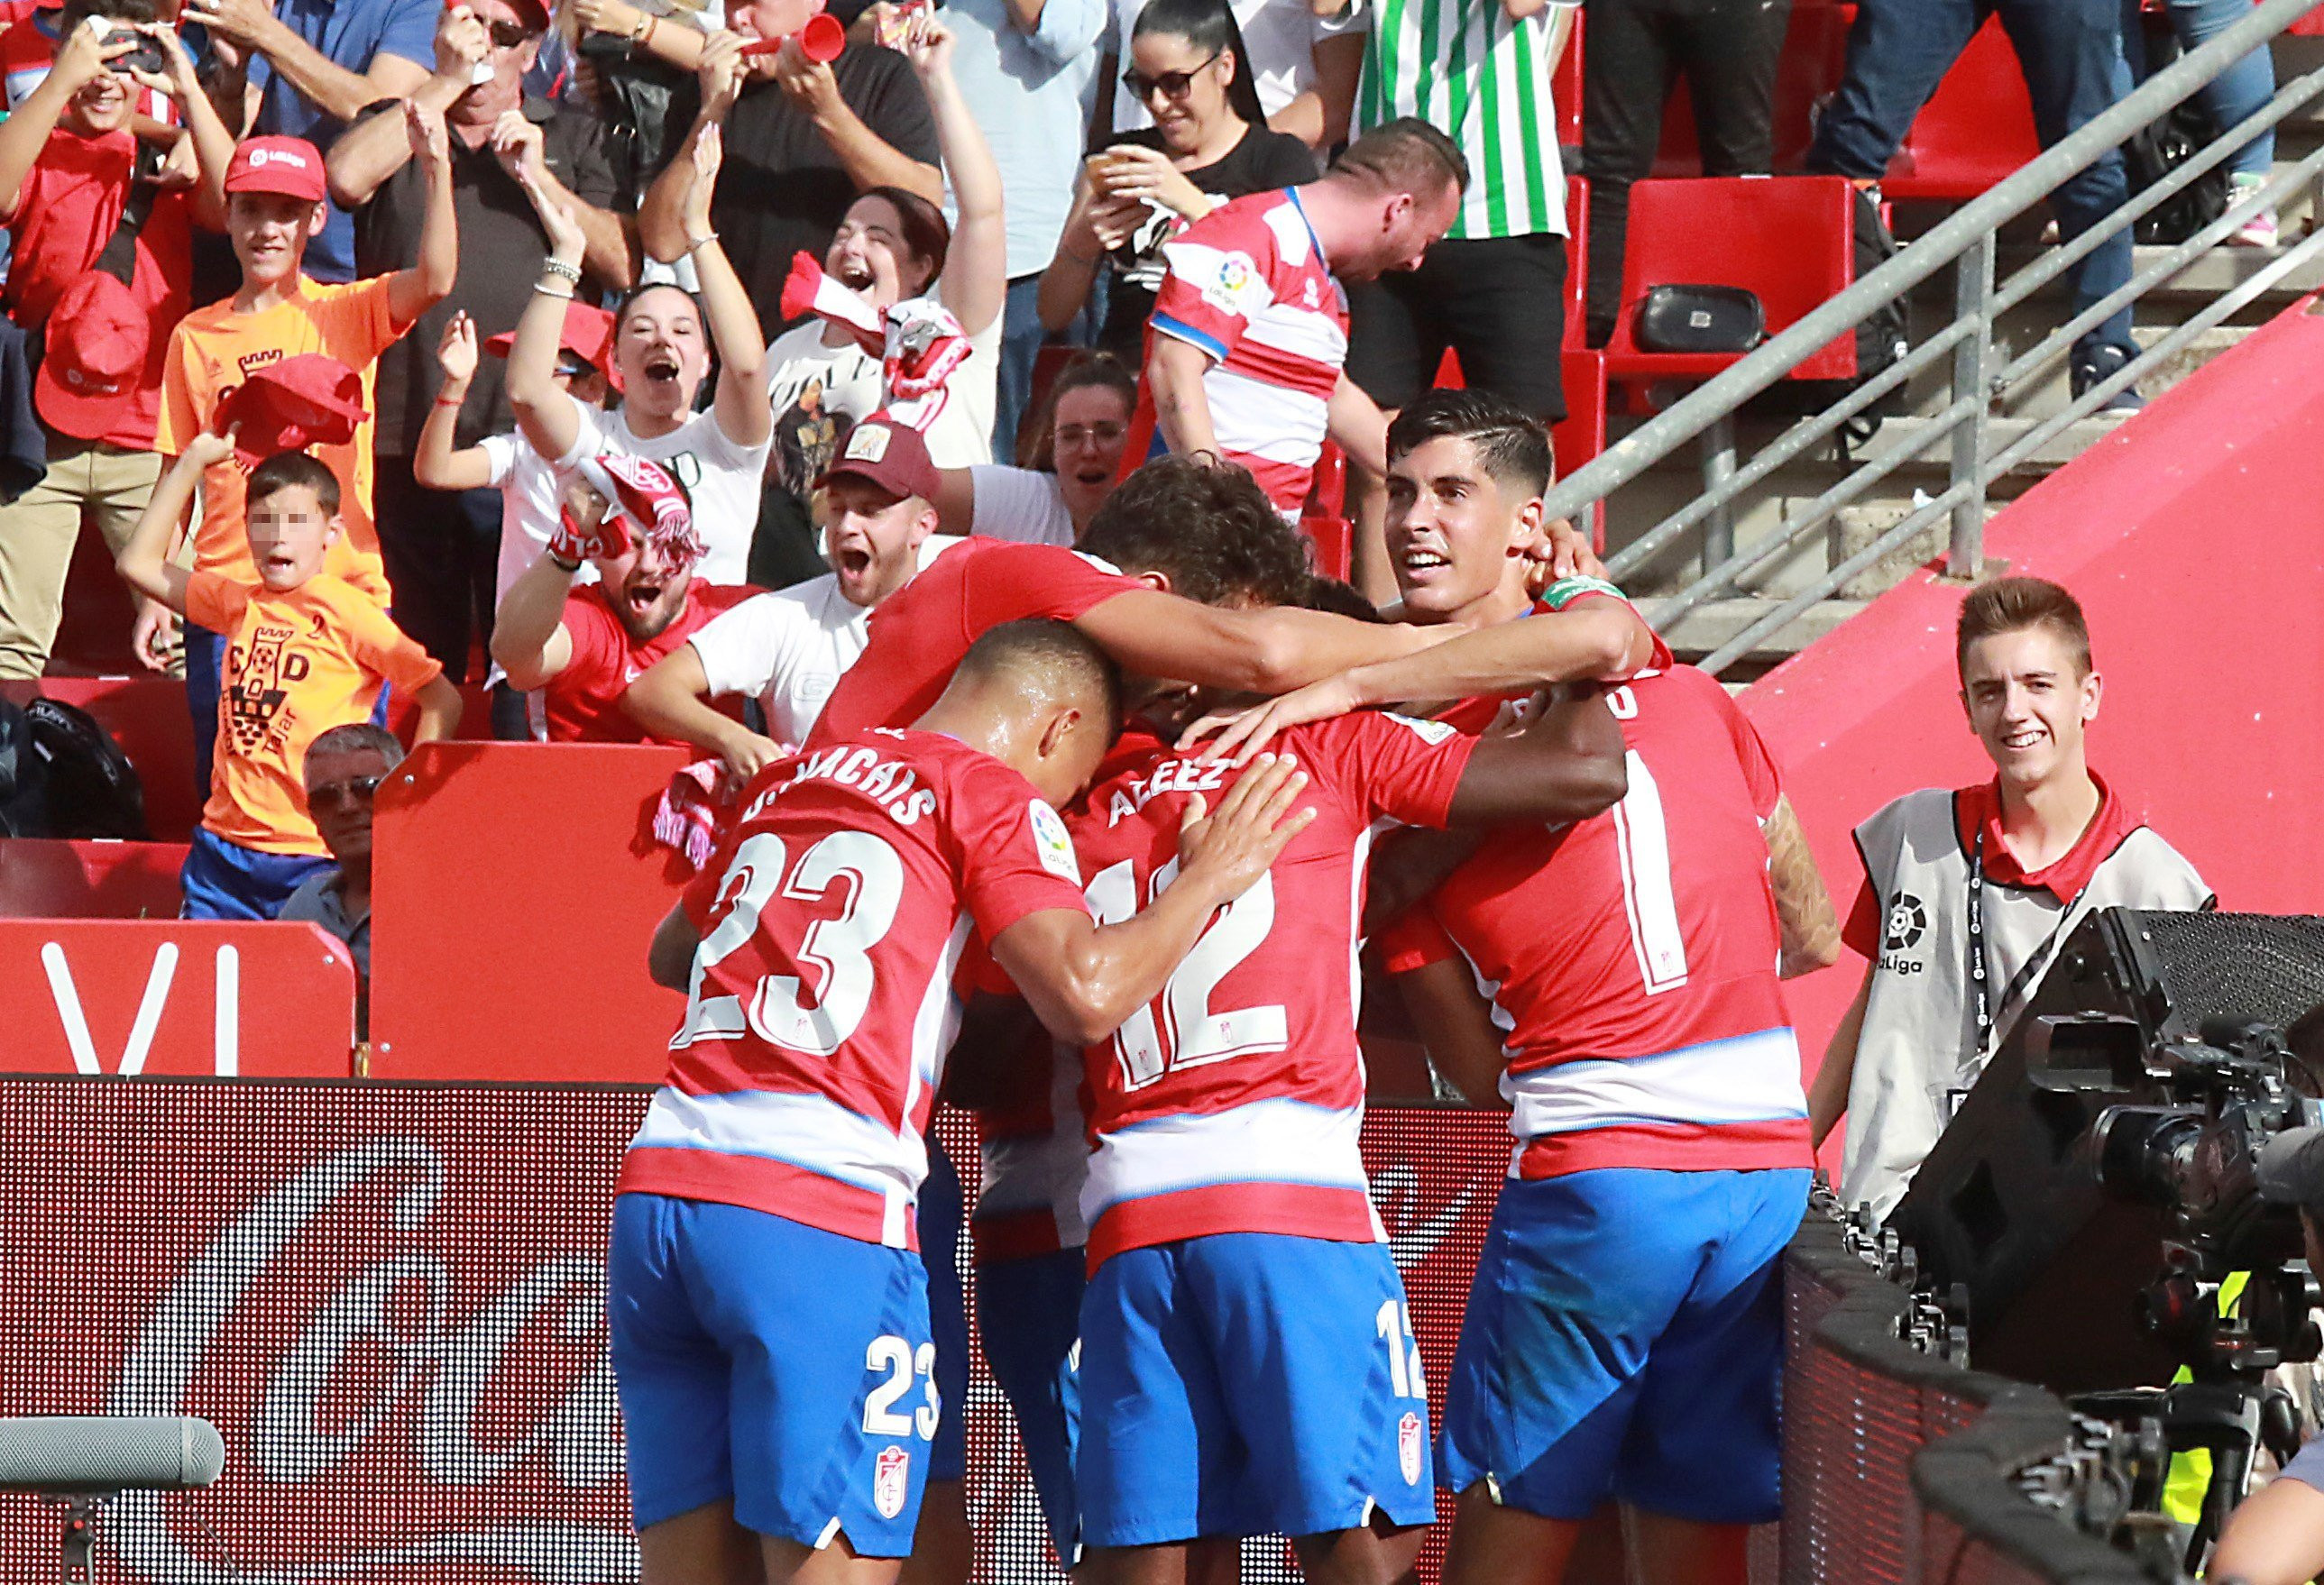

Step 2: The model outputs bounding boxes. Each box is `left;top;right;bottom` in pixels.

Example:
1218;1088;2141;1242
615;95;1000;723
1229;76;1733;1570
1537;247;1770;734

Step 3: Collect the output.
0;0;234;680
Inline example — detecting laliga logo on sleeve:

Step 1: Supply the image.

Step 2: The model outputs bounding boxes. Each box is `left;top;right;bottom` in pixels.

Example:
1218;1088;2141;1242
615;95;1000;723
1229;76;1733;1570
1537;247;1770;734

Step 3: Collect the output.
1398;1411;1423;1485
1028;800;1080;884
873;1444;912;1519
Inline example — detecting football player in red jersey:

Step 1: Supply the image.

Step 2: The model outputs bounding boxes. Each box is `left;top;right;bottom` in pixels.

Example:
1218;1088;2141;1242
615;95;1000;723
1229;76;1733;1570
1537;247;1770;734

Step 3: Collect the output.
1190;389;1843;1585
618;619;1315;1585
1066;651;1631;1585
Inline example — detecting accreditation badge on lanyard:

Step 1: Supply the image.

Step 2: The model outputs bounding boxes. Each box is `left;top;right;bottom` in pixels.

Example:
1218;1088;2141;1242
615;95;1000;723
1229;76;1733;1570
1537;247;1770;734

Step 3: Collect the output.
1946;829;2085;1122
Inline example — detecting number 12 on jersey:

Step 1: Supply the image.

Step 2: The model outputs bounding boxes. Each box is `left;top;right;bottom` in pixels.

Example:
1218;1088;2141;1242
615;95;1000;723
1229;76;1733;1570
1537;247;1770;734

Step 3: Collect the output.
1083;857;1288;1090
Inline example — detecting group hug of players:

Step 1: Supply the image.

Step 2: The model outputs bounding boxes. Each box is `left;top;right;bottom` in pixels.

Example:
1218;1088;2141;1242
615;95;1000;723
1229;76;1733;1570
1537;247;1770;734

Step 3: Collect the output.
604;386;1840;1585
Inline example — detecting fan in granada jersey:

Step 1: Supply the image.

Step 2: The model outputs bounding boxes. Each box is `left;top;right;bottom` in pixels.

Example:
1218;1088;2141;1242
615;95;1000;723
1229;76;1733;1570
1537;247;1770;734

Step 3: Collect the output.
610;619;1316;1584
1190;389;1842;1585
1064;677;1630;1583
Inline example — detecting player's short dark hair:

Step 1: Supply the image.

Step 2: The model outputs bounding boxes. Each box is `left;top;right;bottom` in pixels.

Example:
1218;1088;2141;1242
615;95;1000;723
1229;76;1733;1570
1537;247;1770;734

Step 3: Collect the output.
1079;455;1309;609
1955;576;2092;680
959;618;1124;739
1132;0;1236;57
59;0;159;32
1301;574;1381;623
1332;117;1469;199
247;451;342;515
1019;351;1137;471
1387;388;1552;499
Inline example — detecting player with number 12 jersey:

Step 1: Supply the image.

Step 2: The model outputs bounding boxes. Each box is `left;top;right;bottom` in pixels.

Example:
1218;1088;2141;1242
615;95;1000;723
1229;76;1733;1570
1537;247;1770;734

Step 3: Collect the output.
1064;689;1630;1578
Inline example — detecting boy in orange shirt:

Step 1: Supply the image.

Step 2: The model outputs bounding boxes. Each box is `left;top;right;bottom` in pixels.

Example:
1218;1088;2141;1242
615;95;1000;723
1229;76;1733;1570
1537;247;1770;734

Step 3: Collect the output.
152;113;456;792
118;435;461;921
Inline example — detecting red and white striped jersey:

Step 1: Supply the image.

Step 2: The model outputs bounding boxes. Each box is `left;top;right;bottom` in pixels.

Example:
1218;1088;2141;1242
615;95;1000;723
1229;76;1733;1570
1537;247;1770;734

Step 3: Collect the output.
970;1035;1089;1262
1149;188;1348;516
620;729;1094;1250
1379;665;1810;1180
1069;710;1474;1268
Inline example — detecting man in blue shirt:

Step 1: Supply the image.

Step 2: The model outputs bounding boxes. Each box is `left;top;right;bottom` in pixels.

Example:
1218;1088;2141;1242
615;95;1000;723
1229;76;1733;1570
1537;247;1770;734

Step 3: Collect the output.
181;0;439;280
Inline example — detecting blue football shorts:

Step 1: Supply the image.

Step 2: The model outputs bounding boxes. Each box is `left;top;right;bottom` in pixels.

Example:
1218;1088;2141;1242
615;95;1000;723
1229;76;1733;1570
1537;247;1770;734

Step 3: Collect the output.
1077;1232;1438;1547
976;1244;1087;1565
922;1135;969;1485
1438;1167;1812;1525
607;1192;937;1553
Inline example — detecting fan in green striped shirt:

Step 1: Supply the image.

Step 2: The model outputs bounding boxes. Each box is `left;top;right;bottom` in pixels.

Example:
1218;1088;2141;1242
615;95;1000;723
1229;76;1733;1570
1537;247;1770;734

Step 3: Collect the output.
1355;0;1576;241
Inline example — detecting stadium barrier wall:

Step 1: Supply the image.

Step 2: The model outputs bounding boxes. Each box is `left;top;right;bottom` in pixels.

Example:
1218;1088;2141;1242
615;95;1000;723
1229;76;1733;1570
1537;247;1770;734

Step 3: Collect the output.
0;1081;1511;1585
1781;1213;2171;1585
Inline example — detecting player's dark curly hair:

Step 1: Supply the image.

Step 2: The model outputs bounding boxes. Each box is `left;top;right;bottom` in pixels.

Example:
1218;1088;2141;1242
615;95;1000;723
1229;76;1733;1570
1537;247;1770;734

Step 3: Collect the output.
1078;455;1310;609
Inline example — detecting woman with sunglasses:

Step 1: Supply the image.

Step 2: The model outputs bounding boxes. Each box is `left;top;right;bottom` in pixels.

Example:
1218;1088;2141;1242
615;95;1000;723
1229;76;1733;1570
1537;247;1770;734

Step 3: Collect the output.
1036;0;1315;366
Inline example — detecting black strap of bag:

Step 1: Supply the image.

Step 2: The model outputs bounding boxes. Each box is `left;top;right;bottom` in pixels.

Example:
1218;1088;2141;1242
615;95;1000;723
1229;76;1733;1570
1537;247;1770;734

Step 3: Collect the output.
90;169;161;287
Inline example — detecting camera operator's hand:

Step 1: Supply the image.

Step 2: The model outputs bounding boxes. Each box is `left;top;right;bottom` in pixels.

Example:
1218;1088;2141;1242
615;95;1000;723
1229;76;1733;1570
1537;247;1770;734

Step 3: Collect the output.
124;23;203;104
50;17;136;96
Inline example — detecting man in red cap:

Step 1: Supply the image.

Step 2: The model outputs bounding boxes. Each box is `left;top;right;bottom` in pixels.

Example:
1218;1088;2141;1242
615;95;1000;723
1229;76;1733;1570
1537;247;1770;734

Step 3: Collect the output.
624;414;951;780
489;452;760;745
324;0;629;693
0;2;232;679
153;113;456;793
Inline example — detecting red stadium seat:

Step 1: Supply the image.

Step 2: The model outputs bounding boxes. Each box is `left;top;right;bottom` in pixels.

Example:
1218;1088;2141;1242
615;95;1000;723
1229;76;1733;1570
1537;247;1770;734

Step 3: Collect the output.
1603;176;1860;397
0;838;188;920
382;681;494;744
1879;15;2042;201
2295;2;2324;33
1652;0;1853;177
1551;349;1611;552
1552;10;1583;150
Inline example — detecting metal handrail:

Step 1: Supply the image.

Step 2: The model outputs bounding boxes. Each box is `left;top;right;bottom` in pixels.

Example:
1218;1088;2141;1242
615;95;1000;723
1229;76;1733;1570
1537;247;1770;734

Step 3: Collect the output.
1554;0;2323;662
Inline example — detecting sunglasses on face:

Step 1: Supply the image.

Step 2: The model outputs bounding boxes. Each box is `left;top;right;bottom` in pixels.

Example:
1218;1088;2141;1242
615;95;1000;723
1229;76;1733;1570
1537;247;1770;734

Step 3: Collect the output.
308;774;383;809
1122;50;1219;102
484;19;532;48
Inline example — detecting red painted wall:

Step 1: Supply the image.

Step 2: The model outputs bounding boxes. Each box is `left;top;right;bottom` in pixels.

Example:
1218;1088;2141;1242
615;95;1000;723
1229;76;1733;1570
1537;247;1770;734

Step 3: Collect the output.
1741;296;2324;1134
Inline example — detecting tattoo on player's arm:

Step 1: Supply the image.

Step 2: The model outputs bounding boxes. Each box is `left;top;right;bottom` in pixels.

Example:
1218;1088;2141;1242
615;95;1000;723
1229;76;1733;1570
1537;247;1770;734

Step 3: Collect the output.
1765;796;1842;979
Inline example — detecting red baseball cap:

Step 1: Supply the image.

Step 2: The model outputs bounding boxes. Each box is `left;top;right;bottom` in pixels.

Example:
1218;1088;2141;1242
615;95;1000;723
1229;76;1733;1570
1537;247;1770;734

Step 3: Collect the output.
34;273;148;440
817;415;941;504
485;301;616;377
216;353;370;465
225;136;327;203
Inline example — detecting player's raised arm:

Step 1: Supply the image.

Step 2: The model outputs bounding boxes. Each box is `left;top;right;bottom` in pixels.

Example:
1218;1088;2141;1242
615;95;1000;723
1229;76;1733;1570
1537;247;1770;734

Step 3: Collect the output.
1765;794;1842;979
991;753;1315;1047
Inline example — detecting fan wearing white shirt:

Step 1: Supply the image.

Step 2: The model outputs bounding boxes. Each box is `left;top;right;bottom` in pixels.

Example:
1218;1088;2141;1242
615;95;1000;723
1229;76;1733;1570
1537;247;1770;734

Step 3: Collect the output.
505;117;773;585
928;351;1136;547
625;417;958;783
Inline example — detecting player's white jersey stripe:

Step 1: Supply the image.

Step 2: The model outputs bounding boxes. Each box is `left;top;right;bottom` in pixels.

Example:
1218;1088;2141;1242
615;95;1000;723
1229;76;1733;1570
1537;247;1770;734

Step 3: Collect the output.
1502;1026;1805;1138
1202;371;1329;463
1081;1097;1368;1223
631;1086;925;1219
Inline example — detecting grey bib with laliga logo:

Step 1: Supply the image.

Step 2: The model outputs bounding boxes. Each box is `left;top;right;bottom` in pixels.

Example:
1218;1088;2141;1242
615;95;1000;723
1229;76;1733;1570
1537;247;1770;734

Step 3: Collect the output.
1838;788;2209;1222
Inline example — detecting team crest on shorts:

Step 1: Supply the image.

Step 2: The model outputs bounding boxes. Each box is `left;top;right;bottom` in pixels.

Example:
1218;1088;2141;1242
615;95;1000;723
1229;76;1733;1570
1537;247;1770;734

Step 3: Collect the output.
874;1445;911;1519
1398;1411;1423;1485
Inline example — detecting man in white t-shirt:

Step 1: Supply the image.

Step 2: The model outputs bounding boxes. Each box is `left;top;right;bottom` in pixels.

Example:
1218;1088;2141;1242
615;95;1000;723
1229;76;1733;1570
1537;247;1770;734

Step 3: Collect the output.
505;127;773;584
624;417;960;778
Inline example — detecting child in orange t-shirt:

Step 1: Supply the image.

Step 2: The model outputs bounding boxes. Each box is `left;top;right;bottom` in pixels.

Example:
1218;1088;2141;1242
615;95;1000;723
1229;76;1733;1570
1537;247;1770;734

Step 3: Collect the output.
117;435;462;921
152;119;456;792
